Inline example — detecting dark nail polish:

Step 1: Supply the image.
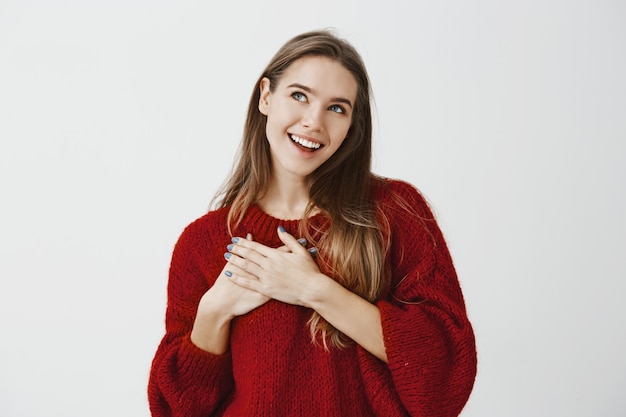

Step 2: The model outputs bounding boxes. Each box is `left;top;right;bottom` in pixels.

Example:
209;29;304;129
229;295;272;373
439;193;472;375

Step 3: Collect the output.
232;237;240;243
278;225;286;233
224;252;232;259
227;244;234;251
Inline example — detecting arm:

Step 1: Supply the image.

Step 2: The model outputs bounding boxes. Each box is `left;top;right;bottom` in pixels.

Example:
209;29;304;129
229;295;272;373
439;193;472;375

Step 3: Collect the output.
298;269;388;362
148;220;235;417
190;233;270;355
357;180;477;417
222;181;477;416
223;228;388;362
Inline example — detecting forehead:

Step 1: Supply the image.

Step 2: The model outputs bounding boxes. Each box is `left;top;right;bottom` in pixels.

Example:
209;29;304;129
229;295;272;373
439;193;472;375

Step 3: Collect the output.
277;56;358;101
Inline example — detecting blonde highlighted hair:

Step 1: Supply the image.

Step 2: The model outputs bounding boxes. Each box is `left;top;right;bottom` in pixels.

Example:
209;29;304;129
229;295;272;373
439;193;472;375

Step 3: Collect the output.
213;29;391;348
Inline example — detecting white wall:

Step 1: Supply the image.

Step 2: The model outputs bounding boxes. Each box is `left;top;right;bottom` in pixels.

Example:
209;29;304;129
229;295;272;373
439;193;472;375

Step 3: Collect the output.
1;1;625;416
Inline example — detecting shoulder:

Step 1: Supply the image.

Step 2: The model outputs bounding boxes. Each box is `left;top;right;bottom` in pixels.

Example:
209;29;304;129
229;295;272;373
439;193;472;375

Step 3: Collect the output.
174;206;230;254
372;177;454;284
371;176;435;220
371;176;444;259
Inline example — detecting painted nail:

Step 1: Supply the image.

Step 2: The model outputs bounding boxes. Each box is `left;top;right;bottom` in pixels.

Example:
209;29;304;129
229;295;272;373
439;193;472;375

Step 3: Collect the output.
278;225;286;233
232;237;240;243
227;244;234;251
224;271;232;277
297;238;307;246
224;252;232;260
309;247;318;256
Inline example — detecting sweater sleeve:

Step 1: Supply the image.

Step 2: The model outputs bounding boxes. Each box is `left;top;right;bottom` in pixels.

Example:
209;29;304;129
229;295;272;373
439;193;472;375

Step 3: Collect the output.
358;180;477;417
148;218;234;417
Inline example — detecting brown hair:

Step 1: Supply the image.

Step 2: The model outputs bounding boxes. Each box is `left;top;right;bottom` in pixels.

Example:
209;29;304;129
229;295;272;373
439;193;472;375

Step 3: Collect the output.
213;29;390;348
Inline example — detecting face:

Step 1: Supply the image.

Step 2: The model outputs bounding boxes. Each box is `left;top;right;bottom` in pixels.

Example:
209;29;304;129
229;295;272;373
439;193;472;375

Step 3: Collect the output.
258;56;358;181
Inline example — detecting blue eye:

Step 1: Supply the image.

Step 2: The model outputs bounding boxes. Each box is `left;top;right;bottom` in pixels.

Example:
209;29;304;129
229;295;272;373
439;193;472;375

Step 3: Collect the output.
329;104;345;114
292;92;306;102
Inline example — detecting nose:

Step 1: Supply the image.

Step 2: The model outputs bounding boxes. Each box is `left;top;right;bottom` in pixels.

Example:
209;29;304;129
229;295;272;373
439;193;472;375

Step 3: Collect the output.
301;105;324;132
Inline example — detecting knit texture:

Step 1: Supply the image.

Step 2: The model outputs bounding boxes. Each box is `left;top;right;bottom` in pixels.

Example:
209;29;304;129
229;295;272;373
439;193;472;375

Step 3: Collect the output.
148;178;477;417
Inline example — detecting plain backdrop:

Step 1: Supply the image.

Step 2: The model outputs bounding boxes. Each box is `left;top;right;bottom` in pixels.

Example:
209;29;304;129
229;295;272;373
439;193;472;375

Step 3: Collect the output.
1;1;625;416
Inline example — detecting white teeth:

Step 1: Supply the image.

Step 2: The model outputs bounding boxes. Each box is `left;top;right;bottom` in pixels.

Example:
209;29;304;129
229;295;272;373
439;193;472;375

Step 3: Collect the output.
290;134;321;150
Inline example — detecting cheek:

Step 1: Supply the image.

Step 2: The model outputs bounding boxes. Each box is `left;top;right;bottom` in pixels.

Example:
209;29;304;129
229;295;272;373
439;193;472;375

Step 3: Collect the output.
265;113;285;137
267;105;298;131
326;135;348;158
332;120;357;152
331;121;352;144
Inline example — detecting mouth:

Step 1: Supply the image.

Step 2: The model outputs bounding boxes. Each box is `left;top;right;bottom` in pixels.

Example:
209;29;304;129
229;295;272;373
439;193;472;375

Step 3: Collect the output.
289;134;323;152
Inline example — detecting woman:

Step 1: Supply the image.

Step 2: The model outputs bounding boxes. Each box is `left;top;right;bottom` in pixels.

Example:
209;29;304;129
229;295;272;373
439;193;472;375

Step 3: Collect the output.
148;30;476;417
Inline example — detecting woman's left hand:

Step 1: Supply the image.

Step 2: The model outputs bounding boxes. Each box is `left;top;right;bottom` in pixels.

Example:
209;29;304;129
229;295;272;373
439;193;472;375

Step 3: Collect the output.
224;226;326;307
226;226;389;362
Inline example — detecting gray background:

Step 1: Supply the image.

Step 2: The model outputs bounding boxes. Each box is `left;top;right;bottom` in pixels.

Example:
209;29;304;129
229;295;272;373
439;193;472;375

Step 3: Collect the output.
1;0;625;416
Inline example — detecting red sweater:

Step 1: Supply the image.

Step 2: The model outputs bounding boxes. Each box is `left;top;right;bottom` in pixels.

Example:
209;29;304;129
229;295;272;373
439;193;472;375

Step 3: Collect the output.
148;178;476;417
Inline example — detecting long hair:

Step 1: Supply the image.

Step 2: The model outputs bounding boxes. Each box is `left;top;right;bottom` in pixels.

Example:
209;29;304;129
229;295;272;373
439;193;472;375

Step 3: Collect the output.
213;29;391;348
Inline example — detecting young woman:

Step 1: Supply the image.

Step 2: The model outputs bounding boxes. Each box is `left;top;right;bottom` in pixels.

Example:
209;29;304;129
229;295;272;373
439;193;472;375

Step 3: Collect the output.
148;30;477;417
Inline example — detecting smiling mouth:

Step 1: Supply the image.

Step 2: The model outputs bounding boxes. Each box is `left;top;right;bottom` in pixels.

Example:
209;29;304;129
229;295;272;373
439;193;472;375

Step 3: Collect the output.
289;134;322;151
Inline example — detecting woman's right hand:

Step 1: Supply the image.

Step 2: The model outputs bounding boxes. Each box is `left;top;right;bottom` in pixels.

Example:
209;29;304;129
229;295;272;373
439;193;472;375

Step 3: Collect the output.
190;235;270;354
202;261;271;319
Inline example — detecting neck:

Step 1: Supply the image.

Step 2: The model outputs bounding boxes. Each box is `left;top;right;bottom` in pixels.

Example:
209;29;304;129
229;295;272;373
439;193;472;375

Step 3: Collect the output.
257;172;312;220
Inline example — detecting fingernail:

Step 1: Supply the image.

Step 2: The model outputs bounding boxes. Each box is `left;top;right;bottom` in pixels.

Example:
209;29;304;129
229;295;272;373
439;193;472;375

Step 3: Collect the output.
227;244;234;251
224;271;232;277
224;252;232;259
297;238;307;246
232;237;240;243
309;247;318;256
278;225;286;233
246;233;252;240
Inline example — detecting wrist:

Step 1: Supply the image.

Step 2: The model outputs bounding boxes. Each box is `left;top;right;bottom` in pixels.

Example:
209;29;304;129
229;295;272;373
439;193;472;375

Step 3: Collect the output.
303;273;339;310
190;291;233;354
201;285;238;321
190;311;231;354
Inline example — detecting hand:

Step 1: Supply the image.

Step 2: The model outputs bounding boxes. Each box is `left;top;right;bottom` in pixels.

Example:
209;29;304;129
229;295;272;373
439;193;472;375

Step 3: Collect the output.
191;234;271;354
224;229;388;362
198;234;270;320
224;226;325;308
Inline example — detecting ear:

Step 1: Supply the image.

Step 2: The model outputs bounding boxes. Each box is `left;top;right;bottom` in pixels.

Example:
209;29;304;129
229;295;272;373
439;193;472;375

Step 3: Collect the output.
258;77;271;115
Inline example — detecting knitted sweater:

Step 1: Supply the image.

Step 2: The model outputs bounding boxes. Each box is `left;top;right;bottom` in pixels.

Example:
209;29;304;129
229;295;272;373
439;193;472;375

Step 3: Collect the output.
148;178;476;417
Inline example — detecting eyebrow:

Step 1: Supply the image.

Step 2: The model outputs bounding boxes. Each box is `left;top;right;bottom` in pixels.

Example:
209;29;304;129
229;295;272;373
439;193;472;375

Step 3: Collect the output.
287;83;353;109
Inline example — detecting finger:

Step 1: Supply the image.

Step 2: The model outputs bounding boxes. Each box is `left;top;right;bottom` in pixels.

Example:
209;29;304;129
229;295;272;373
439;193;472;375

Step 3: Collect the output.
232;236;300;253
225;265;263;292
227;242;272;268
224;251;264;275
276;244;291;253
308;247;318;257
224;260;257;278
276;238;306;253
274;238;305;253
277;226;308;253
231;236;276;258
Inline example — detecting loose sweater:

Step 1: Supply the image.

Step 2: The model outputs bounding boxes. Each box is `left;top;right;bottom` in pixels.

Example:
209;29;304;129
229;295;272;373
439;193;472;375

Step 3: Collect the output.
148;178;477;417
